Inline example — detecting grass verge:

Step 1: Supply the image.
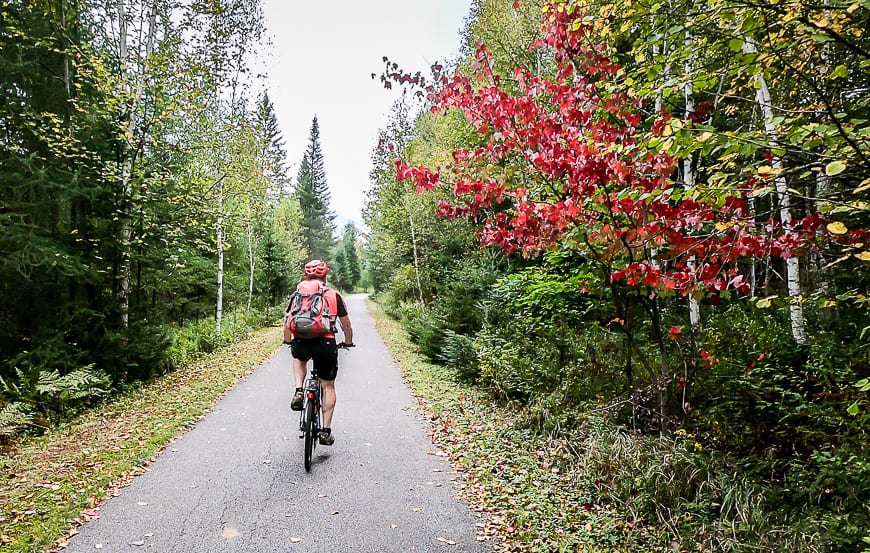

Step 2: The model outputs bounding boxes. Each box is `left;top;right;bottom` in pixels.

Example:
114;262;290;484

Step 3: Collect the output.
368;299;687;553
0;326;283;553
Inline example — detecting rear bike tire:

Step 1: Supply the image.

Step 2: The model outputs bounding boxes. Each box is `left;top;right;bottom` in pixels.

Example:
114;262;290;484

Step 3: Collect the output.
303;399;316;472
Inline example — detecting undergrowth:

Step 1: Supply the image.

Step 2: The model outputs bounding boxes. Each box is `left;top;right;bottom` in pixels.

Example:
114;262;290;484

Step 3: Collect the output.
368;298;854;552
0;326;283;553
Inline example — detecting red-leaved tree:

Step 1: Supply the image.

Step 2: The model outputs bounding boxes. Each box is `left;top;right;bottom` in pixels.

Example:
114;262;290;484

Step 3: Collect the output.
385;0;866;421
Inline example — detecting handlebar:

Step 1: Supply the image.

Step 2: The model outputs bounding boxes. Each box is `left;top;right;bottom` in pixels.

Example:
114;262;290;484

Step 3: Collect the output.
282;340;355;348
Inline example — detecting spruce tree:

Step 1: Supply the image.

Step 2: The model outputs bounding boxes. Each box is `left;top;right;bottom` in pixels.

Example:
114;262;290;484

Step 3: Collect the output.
293;116;336;261
256;92;290;202
332;223;361;292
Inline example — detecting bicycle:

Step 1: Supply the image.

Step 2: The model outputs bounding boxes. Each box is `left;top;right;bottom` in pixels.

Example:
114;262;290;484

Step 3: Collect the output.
298;342;354;472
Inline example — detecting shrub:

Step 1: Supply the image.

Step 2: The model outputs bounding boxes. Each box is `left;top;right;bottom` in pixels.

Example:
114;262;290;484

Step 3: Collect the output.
403;307;448;363
438;330;478;380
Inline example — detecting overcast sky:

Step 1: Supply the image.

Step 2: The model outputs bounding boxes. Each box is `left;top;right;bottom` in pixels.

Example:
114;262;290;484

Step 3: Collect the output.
260;0;472;230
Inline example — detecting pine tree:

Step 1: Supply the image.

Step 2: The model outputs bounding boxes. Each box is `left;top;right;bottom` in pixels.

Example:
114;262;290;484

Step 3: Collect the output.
293;116;336;261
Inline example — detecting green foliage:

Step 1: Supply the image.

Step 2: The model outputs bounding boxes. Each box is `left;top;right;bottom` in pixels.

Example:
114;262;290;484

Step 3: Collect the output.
438;330;479;380
332;223;362;292
0;0;305;426
0;327;282;553
164;306;278;370
0;402;35;437
363;0;870;548
0;365;110;434
401;302;449;363
294;117;336;262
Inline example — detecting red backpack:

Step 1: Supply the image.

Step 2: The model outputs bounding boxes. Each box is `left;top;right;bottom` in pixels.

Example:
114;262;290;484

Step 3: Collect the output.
284;280;337;341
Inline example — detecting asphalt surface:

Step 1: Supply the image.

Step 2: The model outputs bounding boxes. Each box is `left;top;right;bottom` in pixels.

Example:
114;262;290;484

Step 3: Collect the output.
64;294;488;553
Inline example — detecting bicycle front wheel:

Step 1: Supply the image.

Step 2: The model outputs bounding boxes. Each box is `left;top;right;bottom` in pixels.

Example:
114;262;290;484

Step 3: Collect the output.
303;400;316;472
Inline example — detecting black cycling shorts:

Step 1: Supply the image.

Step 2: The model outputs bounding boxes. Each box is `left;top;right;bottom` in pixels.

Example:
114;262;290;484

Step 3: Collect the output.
290;338;338;381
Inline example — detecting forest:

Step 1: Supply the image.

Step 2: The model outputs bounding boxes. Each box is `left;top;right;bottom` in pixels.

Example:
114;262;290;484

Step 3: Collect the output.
2;0;869;551
365;0;869;550
0;0;360;432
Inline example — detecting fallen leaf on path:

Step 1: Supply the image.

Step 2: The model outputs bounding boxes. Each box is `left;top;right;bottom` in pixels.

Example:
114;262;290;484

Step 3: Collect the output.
137;501;148;506
390;524;398;529
331;510;339;515
290;537;302;543
436;537;457;545
130;540;145;546
95;545;103;550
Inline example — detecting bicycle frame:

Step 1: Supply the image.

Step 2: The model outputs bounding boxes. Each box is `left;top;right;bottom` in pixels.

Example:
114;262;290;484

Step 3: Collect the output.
299;370;322;472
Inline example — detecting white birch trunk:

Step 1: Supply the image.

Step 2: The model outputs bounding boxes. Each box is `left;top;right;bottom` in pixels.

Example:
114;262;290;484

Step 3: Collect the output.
684;33;701;331
409;211;424;303
216;178;225;335
247;223;255;311
743;38;808;345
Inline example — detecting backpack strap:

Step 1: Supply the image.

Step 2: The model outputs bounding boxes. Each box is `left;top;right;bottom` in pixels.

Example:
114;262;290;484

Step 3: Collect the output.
321;287;339;330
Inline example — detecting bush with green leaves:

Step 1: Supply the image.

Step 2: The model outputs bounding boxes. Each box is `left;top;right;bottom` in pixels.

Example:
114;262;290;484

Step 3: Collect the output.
438;329;478;380
402;305;448;363
685;303;870;550
164;306;277;370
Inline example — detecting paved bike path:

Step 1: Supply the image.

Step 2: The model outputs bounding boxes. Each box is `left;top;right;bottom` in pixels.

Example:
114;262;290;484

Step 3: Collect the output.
64;294;487;552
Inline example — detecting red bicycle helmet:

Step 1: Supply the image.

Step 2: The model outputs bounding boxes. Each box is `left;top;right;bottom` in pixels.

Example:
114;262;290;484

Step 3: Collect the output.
304;259;329;279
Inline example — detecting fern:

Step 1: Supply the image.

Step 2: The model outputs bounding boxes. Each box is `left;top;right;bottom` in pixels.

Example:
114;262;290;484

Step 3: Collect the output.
35;366;109;403
0;402;35;436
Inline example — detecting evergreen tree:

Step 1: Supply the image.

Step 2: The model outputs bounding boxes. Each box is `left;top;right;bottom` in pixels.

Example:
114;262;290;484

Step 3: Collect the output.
332;223;361;292
0;0;120;379
342;223;361;289
293;116;336;261
256;92;290;202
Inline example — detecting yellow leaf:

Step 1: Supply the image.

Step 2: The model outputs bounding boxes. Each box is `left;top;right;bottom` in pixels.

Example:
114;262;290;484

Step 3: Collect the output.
715;222;731;231
855;252;870;262
827;222;849;235
854;178;870;194
758;165;776;177
662;124;673;137
698;131;713;142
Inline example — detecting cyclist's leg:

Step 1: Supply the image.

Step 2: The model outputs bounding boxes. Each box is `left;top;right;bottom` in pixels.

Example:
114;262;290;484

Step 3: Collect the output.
292;357;307;389
289;340;313;411
311;338;339;430
320;379;336;428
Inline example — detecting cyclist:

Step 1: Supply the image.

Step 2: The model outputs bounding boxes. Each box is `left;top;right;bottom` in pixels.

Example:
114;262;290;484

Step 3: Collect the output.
288;259;353;446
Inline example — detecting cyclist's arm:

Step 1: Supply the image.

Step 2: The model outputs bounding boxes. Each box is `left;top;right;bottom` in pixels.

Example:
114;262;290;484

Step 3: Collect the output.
338;315;353;346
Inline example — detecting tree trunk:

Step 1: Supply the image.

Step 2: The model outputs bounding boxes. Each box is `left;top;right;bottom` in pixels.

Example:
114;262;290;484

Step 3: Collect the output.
743;38;808;345
247;223;255;311
117;0;158;328
408;207;424;303
216;177;225;335
684;33;701;331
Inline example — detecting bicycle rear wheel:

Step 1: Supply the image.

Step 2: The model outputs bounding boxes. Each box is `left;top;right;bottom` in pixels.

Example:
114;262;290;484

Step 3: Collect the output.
303;399;316;472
